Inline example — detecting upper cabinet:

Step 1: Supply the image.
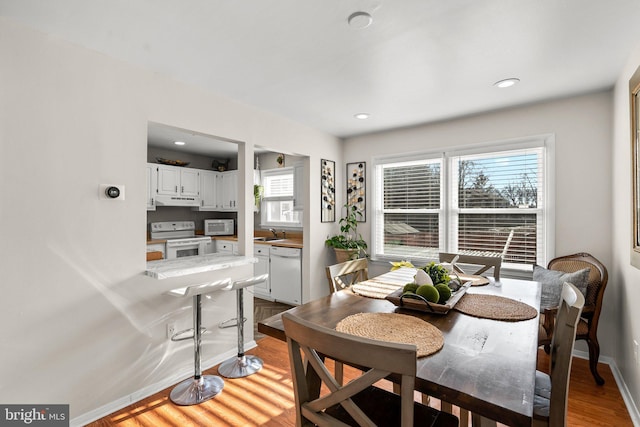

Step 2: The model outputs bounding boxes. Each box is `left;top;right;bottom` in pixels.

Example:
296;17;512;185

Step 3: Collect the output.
199;170;237;211
220;170;238;210
156;164;199;197
149;163;238;211
199;170;220;210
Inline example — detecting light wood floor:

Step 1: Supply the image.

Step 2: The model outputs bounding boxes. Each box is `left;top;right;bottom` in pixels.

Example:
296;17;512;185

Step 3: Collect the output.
89;297;633;426
88;333;633;427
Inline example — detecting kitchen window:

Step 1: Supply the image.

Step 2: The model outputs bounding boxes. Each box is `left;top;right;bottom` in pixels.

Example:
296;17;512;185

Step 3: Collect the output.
372;136;553;269
260;167;302;228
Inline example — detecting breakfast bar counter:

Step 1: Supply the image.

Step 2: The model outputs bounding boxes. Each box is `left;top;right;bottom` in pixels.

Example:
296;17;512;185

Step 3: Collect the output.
145;253;257;280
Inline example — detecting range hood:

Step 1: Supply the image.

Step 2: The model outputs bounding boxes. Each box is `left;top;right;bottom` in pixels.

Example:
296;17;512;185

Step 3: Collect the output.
155;194;200;207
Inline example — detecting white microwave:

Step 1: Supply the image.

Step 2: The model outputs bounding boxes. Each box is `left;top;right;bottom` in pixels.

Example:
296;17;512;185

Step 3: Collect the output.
204;219;235;236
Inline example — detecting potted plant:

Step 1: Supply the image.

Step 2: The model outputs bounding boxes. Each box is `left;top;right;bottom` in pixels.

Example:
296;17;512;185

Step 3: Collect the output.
325;203;368;262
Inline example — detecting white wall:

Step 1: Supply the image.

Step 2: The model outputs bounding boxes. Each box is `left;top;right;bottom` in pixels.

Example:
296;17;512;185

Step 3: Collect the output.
0;19;341;423
344;91;614;355
612;42;640;412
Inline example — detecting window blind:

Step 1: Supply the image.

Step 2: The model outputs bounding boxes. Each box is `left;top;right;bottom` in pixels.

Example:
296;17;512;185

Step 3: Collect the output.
373;139;548;267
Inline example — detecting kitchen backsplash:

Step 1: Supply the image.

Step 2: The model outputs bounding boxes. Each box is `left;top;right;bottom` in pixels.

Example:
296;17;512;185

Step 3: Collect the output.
147;207;237;233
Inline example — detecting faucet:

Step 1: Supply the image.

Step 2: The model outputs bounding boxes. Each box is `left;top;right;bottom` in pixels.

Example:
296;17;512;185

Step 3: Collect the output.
269;228;278;238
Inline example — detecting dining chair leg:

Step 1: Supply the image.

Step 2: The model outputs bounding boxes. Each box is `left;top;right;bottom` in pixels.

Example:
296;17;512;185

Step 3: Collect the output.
421;393;430;405
441;401;452;413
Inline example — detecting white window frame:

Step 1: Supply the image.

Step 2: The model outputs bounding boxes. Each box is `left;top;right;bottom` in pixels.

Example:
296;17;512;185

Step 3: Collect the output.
260;167;302;229
371;135;555;271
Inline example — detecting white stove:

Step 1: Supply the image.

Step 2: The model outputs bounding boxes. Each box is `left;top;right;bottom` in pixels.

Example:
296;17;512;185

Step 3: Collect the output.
150;221;211;259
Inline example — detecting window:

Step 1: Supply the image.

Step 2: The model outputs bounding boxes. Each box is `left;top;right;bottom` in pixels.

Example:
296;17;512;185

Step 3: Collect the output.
373;137;551;269
260;167;302;228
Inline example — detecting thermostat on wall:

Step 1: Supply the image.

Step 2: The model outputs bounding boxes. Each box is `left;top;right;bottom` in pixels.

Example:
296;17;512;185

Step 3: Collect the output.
99;184;125;201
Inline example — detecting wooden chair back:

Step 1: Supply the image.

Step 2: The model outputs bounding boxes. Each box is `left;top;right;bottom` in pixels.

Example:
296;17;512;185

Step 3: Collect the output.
542;282;584;426
439;252;502;280
282;312;458;427
545;252;608;384
326;258;369;293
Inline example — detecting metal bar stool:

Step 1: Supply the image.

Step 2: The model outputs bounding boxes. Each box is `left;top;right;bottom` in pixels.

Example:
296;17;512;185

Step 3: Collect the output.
166;277;232;406
218;274;269;378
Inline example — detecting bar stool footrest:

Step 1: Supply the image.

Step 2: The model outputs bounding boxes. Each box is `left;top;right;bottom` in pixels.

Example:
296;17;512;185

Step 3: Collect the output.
218;317;247;329
171;327;207;342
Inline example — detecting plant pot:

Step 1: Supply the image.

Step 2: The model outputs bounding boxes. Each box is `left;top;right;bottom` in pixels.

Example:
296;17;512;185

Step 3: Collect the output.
334;248;359;263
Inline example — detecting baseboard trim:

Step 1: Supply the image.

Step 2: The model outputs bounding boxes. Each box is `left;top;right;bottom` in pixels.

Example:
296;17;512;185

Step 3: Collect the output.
70;341;257;427
572;349;640;426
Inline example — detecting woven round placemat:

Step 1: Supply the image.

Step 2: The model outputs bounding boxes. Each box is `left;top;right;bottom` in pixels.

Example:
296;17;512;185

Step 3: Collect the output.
335;312;444;357
453;294;537;321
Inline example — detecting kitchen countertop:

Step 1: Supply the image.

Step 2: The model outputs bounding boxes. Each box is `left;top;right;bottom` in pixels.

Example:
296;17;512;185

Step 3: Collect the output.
145;253;257;280
210;235;303;249
146;235;303;249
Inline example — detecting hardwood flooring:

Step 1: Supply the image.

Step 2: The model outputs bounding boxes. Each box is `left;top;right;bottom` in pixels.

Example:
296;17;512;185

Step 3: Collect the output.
87;298;634;426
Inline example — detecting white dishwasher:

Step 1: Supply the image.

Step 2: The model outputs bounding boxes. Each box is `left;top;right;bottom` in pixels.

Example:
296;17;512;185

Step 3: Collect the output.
269;246;302;305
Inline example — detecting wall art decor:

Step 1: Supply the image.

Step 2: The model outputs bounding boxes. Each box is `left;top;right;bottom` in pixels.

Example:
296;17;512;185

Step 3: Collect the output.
321;159;336;222
630;63;640;268
346;161;366;222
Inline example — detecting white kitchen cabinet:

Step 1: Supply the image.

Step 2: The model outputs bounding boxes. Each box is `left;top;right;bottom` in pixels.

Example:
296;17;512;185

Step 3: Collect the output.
199;170;220;210
220;170;238;210
215;239;238;255
253;245;271;299
146;163;157;210
180;168;200;197
156;164;199;197
293;161;304;211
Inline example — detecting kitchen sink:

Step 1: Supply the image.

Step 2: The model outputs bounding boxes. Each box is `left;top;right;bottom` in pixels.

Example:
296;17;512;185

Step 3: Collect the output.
254;237;285;242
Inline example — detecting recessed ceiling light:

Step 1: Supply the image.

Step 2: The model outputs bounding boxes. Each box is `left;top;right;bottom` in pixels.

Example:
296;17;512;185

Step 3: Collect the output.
348;11;373;29
354;113;370;120
494;78;520;88
174;141;186;146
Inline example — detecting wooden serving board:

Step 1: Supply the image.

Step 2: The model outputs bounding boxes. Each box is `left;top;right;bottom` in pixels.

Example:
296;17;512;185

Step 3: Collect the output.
385;281;471;314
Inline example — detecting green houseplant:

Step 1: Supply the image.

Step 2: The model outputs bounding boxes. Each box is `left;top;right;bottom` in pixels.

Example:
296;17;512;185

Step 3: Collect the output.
325;203;368;262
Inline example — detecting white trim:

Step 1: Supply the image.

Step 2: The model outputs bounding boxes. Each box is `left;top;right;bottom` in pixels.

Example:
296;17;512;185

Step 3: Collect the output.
572;349;640;426
70;341;258;427
371;134;553;265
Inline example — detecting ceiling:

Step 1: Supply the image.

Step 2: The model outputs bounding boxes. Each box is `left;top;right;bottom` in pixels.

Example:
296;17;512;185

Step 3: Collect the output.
3;0;640;143
147;122;247;157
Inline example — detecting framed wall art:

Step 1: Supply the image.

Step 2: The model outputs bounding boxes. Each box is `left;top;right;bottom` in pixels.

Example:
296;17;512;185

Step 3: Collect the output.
321;159;336;222
346;161;366;222
630;63;640;268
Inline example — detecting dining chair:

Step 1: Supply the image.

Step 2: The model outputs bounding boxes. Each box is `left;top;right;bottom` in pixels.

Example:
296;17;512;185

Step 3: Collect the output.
326;258;369;293
281;312;459;427
537;252;608;385
533;281;585;427
325;258;369;384
439;252;502;280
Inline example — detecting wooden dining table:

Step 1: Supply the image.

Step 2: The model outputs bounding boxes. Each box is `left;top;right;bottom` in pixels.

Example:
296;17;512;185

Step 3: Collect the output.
258;268;541;427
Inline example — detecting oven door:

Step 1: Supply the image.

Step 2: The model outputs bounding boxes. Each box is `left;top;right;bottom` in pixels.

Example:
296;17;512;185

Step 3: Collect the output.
165;239;207;259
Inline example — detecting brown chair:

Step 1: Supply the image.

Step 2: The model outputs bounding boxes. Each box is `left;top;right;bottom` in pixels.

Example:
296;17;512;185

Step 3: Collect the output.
281;312;459;427
439;252;502;280
533;282;585;427
325;258;369;385
537;253;608;385
326;258;369;293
